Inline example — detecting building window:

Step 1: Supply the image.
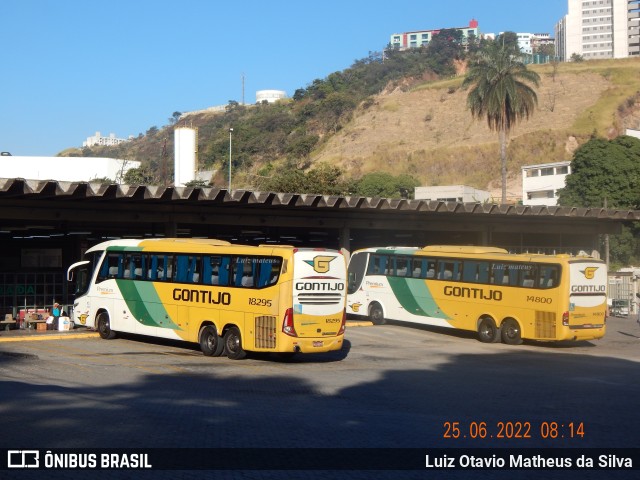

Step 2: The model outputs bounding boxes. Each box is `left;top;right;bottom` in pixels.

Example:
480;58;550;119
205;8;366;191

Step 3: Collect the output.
556;165;569;175
526;169;539;177
540;167;555;176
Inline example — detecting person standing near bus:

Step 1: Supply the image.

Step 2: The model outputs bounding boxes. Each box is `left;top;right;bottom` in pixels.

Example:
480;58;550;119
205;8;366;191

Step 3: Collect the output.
52;303;61;330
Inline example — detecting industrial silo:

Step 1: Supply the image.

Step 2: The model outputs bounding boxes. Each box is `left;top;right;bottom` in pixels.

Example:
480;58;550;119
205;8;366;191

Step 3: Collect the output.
174;127;197;186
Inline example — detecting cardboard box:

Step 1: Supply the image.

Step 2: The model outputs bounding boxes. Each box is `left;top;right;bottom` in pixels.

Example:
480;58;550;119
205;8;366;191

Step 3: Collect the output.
36;323;47;331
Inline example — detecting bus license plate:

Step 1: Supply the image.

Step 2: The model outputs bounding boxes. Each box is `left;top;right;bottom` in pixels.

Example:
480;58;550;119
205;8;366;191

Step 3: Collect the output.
313;341;323;347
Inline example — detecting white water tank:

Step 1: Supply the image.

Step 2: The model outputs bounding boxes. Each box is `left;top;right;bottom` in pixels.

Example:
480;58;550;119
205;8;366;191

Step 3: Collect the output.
174;127;197;186
256;90;286;103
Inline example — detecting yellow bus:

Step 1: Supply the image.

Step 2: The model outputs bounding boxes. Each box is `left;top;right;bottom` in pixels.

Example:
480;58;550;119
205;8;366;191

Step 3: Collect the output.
346;245;607;344
67;238;347;359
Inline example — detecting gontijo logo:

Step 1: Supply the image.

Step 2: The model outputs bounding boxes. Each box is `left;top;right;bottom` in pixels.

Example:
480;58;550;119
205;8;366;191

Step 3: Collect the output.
581;266;598;279
304;255;336;274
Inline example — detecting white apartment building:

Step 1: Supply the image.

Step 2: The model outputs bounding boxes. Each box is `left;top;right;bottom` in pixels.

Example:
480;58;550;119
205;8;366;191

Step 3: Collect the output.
555;0;640;61
521;161;571;206
484;32;554;55
83;131;130;148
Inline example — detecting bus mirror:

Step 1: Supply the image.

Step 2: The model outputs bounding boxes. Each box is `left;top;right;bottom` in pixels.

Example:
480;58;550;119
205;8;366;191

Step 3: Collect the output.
67;271;74;282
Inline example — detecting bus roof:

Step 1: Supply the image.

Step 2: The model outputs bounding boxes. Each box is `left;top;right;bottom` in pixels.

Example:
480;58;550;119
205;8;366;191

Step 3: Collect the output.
354;245;602;263
86;238;232;254
421;245;508;255
84;238;340;255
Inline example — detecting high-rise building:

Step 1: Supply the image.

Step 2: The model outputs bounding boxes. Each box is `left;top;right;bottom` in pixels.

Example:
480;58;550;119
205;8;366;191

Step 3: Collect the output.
555;0;640;61
390;19;480;50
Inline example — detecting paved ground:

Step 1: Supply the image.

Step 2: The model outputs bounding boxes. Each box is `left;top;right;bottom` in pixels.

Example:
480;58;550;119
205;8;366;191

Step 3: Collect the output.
0;317;638;480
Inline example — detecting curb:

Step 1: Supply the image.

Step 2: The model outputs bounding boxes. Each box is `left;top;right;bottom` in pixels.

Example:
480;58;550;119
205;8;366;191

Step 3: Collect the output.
346;321;374;327
0;331;100;343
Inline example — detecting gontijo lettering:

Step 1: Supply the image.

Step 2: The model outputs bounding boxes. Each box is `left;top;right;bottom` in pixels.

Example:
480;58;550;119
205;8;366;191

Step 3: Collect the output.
295;282;345;291
172;288;232;305
444;285;503;301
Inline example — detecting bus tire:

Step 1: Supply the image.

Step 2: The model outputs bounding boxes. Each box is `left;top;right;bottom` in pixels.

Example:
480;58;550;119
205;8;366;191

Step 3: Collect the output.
97;312;116;340
501;318;523;345
224;326;246;360
477;317;500;343
200;325;224;356
369;303;386;325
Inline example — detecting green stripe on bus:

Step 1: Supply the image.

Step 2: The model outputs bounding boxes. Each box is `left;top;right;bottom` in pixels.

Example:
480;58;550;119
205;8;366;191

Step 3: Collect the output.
388;277;450;319
115;280;181;330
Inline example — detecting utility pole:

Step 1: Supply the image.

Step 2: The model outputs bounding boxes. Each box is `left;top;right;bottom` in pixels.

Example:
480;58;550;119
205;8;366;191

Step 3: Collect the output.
228;128;233;191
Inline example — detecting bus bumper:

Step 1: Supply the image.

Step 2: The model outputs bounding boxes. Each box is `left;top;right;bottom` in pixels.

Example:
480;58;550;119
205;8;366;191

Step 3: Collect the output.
280;335;344;353
562;326;606;341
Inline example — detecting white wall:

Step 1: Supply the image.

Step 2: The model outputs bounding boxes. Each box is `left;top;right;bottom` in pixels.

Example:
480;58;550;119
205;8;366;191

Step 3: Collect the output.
522;161;571;206
174;127;197;186
0;156;140;183
415;185;490;203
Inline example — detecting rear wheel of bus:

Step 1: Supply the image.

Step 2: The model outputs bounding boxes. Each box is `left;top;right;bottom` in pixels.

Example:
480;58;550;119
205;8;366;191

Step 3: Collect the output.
500;318;523;345
224;326;246;360
199;325;224;356
477;316;500;343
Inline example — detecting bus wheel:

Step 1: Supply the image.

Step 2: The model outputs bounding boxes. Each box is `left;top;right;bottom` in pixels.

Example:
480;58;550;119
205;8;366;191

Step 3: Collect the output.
97;312;116;340
477;317;500;343
224;326;246;360
200;325;224;356
501;319;523;345
369;303;386;325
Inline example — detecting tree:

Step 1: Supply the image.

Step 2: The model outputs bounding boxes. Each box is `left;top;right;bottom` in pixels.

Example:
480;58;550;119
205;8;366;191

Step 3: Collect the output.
558;136;640;208
426;29;465;76
558;135;640;267
352;172;420;198
462;42;540;203
169;111;182;125
495;32;521;54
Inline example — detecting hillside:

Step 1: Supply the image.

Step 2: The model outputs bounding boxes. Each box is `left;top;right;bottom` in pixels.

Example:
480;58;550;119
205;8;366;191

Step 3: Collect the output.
65;58;640;199
312;58;640;200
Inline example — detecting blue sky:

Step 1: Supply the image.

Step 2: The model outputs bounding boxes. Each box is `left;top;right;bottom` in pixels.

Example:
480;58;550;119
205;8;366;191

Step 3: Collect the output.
1;0;568;156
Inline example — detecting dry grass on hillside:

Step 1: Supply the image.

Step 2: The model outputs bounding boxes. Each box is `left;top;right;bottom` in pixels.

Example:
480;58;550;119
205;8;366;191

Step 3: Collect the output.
312;60;640;194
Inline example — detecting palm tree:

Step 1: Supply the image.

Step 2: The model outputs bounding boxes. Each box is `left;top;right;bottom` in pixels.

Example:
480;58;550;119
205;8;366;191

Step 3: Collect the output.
462;42;540;204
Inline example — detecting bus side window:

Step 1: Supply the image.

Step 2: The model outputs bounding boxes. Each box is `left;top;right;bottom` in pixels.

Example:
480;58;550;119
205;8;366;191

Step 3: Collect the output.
367;255;388;275
218;257;230;286
256;258;280;288
505;265;519;286
520;265;537;288
188;256;200;283
156;255;173;281
491;263;505;285
148;255;159;280
425;260;436;279
539;265;559;288
438;260;460;281
463;261;479;283
395;256;409;277
411;259;424;278
97;253;119;282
